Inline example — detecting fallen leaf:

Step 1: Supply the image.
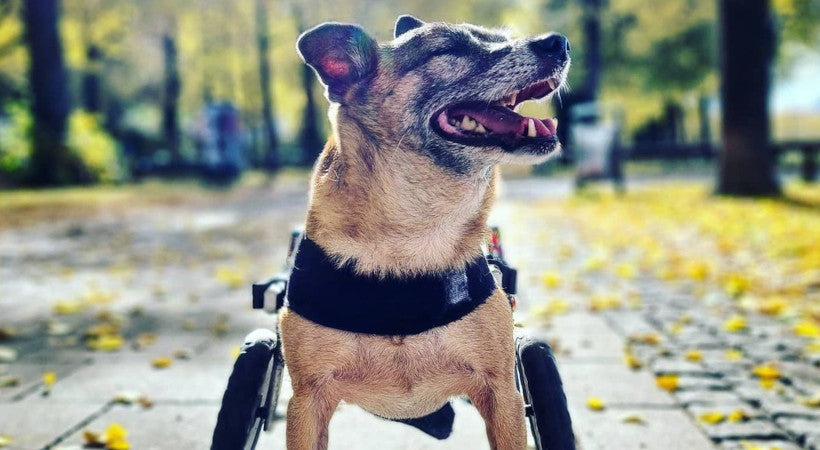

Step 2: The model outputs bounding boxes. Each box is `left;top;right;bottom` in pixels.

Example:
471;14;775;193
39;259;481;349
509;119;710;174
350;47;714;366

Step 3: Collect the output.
798;392;820;408
0;435;12;447
586;397;605;411
623;351;643;370
723;315;747;333
752;363;781;380
0;375;20;387
87;335;125;352
728;409;750;422
541;272;561;289
43;371;57;387
52;300;87;315
685;349;702;362
698;411;725;425
621;414;646;425
794;320;820;338
151;356;172;369
655;374;679;392
173;348;192;360
725;349;744;361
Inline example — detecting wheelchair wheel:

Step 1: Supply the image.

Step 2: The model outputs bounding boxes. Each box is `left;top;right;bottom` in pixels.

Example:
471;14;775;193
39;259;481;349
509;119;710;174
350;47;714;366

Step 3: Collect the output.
211;328;284;450
516;336;575;450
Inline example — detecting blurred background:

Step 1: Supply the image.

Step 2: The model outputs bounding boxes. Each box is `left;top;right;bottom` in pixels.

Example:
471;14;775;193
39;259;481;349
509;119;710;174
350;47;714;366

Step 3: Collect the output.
1;1;820;449
0;0;818;189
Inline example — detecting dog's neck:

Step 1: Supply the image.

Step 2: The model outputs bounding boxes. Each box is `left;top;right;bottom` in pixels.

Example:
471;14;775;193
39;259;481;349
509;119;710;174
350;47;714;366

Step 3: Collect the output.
305;134;496;277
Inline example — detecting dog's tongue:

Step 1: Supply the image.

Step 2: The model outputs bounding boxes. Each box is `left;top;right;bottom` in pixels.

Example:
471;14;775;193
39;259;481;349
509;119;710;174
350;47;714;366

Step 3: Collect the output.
448;104;556;138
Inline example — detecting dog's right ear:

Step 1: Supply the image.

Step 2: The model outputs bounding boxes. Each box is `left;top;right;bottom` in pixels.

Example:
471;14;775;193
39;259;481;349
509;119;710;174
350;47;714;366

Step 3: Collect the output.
297;22;378;102
394;15;424;38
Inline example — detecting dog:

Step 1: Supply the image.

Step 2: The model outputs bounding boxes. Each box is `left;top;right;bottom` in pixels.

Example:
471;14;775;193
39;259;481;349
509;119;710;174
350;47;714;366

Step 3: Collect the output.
279;15;569;450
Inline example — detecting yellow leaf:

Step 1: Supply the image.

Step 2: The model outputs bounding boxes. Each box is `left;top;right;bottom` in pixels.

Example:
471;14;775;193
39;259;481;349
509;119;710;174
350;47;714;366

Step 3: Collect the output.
725;349;744;361
685;349;702;362
108;439;130;450
698;411;725;425
623;351;643;370
87;334;125;352
752;363;781;380
723;315;747;333
541;272;561;289
628;333;662;346
615;263;637;279
151;356;172;369
52;299;87;315
83;430;103;446
586;397;605;411
231;346;241;360
655;374;679;392
728;409;749;422
805;341;820;354
621;414;646;424
104;423;127;441
798;392;820;408
43;371;57;387
0;435;13;447
758;298;787;316
724;273;750;298
760;378;776;390
588;294;622;312
687;261;710;281
794;320;820;337
215;267;244;289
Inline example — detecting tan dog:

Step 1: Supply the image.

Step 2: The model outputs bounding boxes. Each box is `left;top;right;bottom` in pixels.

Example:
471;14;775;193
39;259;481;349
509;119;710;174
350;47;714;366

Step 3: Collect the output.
280;15;569;450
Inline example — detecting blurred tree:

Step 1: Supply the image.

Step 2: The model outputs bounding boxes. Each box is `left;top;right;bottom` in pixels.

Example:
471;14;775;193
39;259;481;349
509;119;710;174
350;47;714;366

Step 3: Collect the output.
22;0;82;185
295;7;322;166
255;0;279;170
716;0;780;196
162;29;182;165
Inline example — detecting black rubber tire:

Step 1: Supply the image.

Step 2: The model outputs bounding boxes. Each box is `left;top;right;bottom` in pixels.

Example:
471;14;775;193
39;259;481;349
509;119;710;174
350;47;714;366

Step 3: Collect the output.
516;337;575;450
211;330;277;450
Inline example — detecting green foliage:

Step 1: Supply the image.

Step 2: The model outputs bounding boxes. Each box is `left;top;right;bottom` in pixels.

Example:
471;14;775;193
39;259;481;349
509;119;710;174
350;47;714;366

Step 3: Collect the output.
67;110;123;183
0;107;123;184
0;103;31;180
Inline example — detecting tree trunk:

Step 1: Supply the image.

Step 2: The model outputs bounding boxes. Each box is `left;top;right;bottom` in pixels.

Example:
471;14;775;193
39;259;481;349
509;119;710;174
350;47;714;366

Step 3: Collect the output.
82;45;103;113
162;32;181;166
255;0;279;171
581;0;602;102
716;0;780;196
22;0;80;185
296;12;322;166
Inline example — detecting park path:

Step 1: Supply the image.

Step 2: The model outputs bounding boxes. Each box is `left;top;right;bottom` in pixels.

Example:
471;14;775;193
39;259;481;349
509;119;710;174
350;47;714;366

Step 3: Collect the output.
0;174;816;449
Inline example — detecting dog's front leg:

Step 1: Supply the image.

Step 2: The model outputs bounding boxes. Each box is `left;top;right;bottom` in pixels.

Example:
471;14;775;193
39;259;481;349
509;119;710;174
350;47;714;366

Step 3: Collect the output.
468;381;527;450
286;386;339;450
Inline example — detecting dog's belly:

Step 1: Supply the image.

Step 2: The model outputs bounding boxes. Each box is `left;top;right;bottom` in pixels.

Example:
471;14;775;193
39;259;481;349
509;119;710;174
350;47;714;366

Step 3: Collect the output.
336;338;474;419
280;290;515;420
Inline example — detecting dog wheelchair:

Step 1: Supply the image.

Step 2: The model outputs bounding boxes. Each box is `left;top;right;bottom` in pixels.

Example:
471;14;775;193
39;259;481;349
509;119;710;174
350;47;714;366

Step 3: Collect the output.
211;228;575;450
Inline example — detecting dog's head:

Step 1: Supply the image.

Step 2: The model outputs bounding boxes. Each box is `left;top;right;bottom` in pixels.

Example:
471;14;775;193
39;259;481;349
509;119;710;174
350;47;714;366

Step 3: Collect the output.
297;15;570;174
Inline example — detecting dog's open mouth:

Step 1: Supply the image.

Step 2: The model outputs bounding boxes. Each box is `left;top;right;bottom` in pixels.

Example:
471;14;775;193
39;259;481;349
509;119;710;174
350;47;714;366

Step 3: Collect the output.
432;77;561;148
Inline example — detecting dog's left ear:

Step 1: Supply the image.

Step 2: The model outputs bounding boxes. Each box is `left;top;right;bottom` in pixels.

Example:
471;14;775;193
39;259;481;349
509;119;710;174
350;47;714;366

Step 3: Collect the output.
394;15;424;38
297;22;378;102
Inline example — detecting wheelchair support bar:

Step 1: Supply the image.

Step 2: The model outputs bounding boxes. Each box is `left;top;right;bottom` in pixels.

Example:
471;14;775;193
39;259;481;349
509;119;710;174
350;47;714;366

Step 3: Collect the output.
252;273;288;312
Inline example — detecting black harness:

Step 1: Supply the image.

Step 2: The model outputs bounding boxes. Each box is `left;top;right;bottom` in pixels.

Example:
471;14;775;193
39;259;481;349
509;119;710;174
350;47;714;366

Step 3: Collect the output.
286;237;496;335
285;237;498;439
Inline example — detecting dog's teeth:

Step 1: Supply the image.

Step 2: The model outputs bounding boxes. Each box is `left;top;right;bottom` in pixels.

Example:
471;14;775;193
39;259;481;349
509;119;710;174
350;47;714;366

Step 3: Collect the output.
475;123;487;134
527;119;536;138
547;79;557;90
509;92;517;105
461;116;476;131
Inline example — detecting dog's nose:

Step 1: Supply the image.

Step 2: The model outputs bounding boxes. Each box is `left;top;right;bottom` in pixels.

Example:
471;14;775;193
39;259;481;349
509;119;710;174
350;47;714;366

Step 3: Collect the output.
530;34;569;60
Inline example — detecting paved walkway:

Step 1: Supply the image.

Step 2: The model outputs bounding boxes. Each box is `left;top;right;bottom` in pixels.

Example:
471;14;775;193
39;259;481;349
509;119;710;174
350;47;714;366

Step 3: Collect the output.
0;175;817;449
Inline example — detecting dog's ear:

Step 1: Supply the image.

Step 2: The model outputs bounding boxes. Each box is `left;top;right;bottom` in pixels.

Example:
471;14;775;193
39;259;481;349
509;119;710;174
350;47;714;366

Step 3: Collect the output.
394;15;424;38
297;22;378;102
